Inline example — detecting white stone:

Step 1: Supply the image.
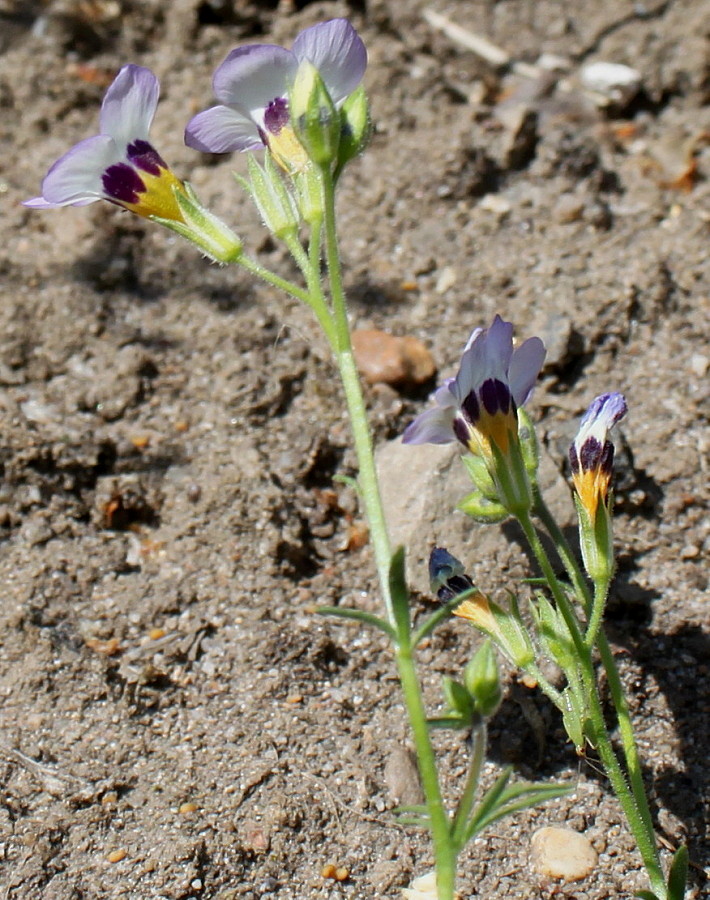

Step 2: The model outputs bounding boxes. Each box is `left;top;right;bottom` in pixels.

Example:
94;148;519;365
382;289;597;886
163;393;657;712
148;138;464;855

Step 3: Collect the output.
530;825;598;882
580;61;642;105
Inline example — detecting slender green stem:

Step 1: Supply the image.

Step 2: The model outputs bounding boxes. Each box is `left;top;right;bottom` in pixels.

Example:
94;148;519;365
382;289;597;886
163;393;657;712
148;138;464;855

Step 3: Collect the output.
452;721;486;849
320;166;394;624
238;254;312;307
526;499;666;898
524;661;564;709
317;164;457;899
396;641;457;899
320;168;357;353
585;578;610;648
517;511;588;662
283;232;337;347
534;499;661;848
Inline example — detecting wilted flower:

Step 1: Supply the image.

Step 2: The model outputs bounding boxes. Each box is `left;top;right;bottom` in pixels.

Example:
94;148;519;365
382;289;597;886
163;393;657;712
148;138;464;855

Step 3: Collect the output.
24;65;189;221
569;392;627;521
429;548;533;667
184;18;367;173
402;316;545;459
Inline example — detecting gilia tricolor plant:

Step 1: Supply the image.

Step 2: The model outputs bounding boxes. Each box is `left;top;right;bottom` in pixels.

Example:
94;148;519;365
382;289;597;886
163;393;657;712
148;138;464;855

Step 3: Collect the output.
25;19;687;900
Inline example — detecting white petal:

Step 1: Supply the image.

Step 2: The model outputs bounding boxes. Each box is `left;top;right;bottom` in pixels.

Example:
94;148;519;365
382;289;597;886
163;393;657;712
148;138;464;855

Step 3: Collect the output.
292;19;367;104
39;134;119;206
184;105;262;153
100;64;159;147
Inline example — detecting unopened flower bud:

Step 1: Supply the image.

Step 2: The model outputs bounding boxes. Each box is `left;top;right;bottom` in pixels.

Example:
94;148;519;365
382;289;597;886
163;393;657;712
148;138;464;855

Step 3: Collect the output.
464;640;502;718
337;85;371;170
290;60;340;168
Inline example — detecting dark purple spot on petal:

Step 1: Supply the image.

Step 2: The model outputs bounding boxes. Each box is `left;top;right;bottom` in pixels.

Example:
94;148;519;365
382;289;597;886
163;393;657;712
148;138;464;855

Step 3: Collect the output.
102;163;145;205
453;416;472;449
480;379;511;416
568;446;580;475
599;441;614;476
437;573;475;604
263;97;290;135
579;436;603;473
127;139;166;176
461;391;480;425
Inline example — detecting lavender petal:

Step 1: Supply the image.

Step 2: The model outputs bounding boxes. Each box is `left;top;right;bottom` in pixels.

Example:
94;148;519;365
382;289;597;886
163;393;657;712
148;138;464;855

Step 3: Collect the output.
185;105;263;154
212;44;297;114
508;336;546;406
292;19;367;104
402;405;456;445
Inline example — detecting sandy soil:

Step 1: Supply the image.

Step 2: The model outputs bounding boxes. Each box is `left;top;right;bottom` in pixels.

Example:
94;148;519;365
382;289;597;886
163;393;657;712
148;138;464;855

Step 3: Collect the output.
0;1;708;898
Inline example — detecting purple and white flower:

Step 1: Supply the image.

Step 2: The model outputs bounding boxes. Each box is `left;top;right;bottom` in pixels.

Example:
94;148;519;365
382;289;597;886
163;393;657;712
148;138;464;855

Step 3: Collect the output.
24;64;188;222
569;392;627;520
184;18;367;172
402;316;546;459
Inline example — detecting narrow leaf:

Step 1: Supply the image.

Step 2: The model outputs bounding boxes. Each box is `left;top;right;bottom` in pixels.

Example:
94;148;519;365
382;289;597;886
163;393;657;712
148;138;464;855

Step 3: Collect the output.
634;892;660;900
394;815;430;828
667;844;688;900
466;782;571;841
388;546;411;641
412;585;481;647
466;768;512;831
317;605;395;640
427;716;470;731
393;804;428;815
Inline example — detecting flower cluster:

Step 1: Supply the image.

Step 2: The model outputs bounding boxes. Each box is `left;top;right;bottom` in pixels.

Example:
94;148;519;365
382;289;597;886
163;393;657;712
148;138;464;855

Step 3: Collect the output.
25;19;367;229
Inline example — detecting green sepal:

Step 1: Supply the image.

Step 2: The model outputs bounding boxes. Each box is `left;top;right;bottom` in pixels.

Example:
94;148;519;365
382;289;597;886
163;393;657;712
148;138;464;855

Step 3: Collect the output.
517;407;540;477
388;546;411;643
461;453;499;501
335;85;371;177
151;184;242;264
529;591;576;672
293;165;324;226
290;60;340;169
573;492;615;586
560;686;586;752
241;154;300;240
442;676;475;721
667;844;689;900
457;490;507;523
317;605;396;641
489;436;533;517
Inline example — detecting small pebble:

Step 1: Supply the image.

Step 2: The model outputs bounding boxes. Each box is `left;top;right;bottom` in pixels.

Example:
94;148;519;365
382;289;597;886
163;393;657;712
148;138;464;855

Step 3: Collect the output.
178;801;198;815
107;849;127;863
552;194;585;224
352;329;436;389
530;826;598;881
580;61;642;107
690;354;708;377
384;747;424;806
435;266;457;294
